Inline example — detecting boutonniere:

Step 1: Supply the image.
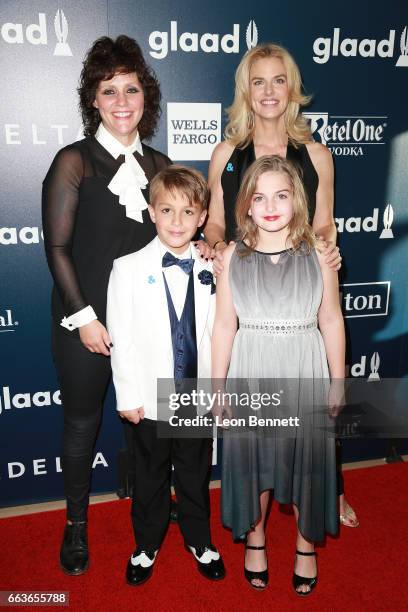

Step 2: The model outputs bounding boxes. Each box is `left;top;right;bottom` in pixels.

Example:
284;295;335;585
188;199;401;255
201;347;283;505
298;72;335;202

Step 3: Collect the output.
198;270;216;294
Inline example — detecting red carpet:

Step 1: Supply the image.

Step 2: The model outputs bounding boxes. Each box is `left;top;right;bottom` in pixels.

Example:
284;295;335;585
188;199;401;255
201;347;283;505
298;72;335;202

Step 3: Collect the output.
0;463;407;612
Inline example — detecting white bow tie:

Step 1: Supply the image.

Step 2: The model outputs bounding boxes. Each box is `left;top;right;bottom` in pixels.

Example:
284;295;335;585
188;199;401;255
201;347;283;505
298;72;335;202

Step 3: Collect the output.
108;148;148;223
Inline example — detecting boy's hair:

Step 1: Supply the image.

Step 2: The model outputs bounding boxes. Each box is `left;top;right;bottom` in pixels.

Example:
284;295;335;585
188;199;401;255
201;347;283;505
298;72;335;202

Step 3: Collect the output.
235;155;316;256
150;165;209;210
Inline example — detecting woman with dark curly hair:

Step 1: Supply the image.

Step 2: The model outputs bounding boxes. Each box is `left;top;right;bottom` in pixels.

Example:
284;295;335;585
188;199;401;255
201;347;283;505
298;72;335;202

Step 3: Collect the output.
42;35;171;576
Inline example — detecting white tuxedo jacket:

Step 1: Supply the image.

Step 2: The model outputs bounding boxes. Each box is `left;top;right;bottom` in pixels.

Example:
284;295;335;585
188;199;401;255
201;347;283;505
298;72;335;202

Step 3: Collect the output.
107;236;215;419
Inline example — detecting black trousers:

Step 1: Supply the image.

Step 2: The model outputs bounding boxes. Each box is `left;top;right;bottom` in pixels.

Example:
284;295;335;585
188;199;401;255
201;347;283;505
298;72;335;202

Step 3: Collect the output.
131;418;212;550
52;323;112;522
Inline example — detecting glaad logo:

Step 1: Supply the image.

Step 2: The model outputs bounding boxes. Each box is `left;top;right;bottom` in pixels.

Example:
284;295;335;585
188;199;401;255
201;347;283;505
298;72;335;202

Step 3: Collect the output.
380;204;394;238
351;352;381;380
53;9;72;56
167;103;221;161
0;9;72;56
246;20;258;50
6;453;108;479
303;112;387;156
335;204;395;239
1;13;47;45
396;27;408;67
0;309;19;333
149;20;258;59
340;282;390;318
0;226;44;246
312;27;408;67
0;386;61;415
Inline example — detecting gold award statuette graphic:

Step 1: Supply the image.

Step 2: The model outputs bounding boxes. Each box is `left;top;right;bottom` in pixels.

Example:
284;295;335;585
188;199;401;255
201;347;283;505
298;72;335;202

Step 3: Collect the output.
54;9;72;56
368;352;380;381
396;26;408;67
379;204;394;239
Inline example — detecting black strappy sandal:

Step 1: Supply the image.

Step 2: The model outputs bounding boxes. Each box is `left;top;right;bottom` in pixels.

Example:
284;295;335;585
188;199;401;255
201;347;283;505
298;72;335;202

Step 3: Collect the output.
244;543;269;590
292;550;317;596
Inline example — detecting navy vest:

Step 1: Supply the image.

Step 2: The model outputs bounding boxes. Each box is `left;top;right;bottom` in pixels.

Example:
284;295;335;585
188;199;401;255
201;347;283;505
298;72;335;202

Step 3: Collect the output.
163;270;198;390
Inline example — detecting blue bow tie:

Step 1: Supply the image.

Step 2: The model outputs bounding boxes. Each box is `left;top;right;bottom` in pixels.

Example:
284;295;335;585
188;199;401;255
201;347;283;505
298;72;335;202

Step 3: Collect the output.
162;251;194;274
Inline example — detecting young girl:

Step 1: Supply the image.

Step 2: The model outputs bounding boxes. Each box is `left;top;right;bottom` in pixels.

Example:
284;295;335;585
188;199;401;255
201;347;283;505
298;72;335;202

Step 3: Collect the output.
212;155;344;595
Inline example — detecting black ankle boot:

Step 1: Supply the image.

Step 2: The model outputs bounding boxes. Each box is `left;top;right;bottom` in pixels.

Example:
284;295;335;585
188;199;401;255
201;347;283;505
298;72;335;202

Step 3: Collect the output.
60;522;89;575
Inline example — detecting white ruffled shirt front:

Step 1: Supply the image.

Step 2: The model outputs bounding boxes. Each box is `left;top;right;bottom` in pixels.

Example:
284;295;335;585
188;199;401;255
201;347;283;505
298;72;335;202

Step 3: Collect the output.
96;123;149;223
61;124;149;331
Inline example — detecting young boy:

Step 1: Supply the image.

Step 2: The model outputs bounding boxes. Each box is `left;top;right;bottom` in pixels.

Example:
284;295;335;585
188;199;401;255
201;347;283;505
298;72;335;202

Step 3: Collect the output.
107;165;225;586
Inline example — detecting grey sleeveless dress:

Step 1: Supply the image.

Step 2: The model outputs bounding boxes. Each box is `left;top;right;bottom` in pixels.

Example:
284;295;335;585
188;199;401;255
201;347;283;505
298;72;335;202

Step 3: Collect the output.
221;241;339;541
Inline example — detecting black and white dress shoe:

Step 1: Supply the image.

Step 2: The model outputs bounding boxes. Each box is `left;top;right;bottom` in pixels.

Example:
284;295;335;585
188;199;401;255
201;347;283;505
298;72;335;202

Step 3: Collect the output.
186;544;226;580
126;547;158;586
60;521;89;576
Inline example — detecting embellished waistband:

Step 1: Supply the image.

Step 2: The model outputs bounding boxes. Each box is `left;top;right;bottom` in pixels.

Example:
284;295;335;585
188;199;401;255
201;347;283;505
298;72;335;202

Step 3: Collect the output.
239;317;317;335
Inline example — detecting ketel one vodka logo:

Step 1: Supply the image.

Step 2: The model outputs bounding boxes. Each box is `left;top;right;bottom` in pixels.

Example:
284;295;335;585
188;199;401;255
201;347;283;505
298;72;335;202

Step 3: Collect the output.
148;19;258;59
0;309;18;332
0;9;72;56
351;352;381;381
312;26;408;67
303;112;387;156
335;204;395;239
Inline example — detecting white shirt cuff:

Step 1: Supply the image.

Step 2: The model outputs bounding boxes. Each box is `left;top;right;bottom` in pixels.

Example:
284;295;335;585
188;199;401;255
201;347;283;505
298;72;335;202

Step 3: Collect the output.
60;305;97;331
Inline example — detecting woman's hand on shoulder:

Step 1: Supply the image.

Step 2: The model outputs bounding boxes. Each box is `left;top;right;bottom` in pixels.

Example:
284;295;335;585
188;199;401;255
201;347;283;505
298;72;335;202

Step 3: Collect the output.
79;320;112;356
315;244;341;280
194;239;214;261
213;241;236;277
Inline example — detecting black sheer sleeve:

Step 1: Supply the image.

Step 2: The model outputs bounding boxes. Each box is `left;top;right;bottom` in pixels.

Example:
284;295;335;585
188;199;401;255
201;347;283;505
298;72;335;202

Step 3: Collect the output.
42;146;88;316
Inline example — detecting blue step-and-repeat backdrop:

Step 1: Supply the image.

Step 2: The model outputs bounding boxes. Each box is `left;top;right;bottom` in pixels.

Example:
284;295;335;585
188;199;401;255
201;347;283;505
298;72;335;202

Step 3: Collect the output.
1;0;407;507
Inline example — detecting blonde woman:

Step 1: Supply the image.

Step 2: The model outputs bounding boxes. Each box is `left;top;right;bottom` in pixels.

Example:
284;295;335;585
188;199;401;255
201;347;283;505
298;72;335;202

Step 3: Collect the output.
207;42;358;528
207;42;339;254
212;155;343;594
